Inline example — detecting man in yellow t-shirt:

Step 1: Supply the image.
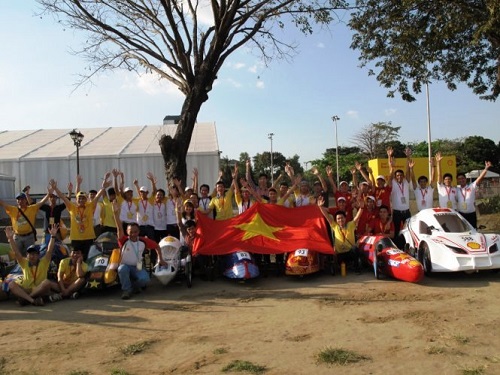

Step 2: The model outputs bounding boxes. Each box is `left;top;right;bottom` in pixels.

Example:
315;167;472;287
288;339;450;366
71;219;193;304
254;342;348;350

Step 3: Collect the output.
201;166;238;220
318;195;364;273
51;174;111;259
0;191;50;255
5;225;59;306
57;248;88;299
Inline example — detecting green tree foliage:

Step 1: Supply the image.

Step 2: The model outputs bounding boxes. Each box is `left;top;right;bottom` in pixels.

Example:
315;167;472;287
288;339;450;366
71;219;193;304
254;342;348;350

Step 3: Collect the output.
461;135;500;172
312;146;367;183
349;0;500;101
38;0;351;183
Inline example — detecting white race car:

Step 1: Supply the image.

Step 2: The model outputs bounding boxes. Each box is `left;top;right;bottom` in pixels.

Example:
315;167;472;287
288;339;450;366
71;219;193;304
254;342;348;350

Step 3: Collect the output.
400;208;500;274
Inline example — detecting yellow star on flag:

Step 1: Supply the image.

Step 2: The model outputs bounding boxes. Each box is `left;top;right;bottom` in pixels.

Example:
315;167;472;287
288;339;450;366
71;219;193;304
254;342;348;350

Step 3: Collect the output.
234;212;284;241
88;279;100;288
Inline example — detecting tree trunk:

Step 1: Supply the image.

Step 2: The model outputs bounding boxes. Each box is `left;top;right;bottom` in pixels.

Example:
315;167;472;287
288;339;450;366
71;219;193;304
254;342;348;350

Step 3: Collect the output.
159;85;209;184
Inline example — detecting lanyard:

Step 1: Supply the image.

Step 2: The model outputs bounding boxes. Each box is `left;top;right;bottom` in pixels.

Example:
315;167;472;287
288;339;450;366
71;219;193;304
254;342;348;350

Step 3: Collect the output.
420;188;428;200
140;199;148;212
130;240;140;261
397;181;405;196
445;185;453;200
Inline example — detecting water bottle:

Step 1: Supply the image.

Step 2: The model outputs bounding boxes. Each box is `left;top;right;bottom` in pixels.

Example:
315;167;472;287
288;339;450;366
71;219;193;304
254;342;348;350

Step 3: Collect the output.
341;262;347;277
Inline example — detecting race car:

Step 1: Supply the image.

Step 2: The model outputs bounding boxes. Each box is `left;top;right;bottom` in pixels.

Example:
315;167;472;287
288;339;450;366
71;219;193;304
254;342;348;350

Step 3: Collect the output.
358;235;424;282
400;207;500;274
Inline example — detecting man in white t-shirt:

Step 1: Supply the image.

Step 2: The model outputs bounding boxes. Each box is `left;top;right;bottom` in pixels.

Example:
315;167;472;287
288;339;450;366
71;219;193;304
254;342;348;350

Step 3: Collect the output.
410;158;435;212
435;152;458;210
456;161;492;229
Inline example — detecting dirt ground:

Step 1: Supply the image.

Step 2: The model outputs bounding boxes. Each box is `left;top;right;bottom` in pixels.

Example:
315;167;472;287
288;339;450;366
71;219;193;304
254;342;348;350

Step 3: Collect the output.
1;214;500;375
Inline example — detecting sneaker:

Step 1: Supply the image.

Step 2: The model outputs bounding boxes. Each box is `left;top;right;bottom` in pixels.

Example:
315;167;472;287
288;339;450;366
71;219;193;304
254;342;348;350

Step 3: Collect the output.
49;293;63;302
32;297;45;306
121;291;131;300
133;286;142;294
17;298;29;307
71;292;80;300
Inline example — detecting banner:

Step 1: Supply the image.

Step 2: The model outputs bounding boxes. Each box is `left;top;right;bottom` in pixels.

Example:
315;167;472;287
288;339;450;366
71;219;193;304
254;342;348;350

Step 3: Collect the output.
193;202;333;255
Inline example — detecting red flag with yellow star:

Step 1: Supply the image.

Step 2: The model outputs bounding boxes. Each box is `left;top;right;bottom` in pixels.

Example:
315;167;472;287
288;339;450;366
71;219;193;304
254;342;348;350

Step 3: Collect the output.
193;202;333;255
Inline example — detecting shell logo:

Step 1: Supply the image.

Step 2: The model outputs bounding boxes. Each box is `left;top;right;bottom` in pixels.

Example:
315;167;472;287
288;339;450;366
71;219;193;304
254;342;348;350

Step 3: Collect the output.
467;242;481;250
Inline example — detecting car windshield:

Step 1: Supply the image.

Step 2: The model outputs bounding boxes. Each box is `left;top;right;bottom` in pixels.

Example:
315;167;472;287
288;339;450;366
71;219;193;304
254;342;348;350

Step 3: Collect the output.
434;213;471;233
376;237;397;249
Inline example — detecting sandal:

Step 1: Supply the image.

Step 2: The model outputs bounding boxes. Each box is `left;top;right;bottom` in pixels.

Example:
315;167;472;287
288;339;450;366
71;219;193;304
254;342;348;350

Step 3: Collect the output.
32;297;45;307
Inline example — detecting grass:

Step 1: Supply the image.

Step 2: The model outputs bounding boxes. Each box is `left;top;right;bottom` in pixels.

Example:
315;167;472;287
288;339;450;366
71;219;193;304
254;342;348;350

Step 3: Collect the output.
0;357;6;375
460;365;486;375
453;334;471;345
110;370;132;375
213;347;229;355
222;360;267;374
120;339;157;356
426;346;447;355
68;372;90;375
315;347;371;366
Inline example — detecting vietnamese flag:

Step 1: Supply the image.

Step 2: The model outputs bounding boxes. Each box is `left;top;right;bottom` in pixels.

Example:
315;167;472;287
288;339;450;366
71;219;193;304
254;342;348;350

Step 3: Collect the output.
193;202;333;255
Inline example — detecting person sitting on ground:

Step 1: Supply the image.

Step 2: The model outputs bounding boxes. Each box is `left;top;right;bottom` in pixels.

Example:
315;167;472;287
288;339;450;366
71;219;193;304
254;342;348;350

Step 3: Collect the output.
112;201;166;300
5;225;60;306
56;247;88;300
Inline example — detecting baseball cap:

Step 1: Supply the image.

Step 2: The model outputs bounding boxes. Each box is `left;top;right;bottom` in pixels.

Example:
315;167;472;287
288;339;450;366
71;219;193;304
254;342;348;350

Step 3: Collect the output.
76;191;87;198
139;186;148;193
26;245;41;254
376;175;386;181
15;192;27;200
366;195;376;201
185;186;193;192
123;187;133;193
339;181;348;186
337;197;346;202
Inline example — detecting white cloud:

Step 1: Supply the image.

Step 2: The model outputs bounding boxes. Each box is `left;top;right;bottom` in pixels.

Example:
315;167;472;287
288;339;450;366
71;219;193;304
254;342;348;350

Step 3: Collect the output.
227;62;246;70
385;108;397;116
317;42;325;48
248;65;258;74
256;80;265;89
346;110;359;119
227;78;242;88
121;70;182;98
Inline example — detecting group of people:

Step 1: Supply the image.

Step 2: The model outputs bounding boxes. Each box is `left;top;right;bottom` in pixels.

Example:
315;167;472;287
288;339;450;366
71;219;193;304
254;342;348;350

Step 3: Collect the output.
0;150;492;304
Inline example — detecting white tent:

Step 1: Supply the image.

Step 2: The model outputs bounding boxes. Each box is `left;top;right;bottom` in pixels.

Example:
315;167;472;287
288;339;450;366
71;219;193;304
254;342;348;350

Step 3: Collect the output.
465;170;500;179
0;123;220;195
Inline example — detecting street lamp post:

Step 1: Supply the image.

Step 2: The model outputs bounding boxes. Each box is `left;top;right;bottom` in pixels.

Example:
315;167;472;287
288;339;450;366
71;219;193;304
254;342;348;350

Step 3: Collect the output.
331;116;340;187
268;132;274;185
69;129;84;176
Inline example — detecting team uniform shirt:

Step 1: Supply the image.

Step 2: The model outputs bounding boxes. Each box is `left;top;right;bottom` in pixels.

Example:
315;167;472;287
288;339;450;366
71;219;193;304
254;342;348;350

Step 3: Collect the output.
294;193;313;207
373;186;392;209
120;199;139;224
357;208;379;236
437;183;458;210
165;198;179;225
15;256;50;289
414;186;434;211
331;221;357;254
5;205;39;235
93;201;103;226
58;257;89;285
118;235;158;267
198;197;214;219
391;180;410;211
456;182;478;214
136;196;155;227
235;192;255;214
208;190;234;220
152;199;168;230
368;218;395;236
102;196;122;228
67;201;97;241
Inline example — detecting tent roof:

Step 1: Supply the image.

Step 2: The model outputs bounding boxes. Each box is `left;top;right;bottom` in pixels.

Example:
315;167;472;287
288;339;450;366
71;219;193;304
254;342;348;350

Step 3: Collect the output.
0;123;219;160
465;170;500;178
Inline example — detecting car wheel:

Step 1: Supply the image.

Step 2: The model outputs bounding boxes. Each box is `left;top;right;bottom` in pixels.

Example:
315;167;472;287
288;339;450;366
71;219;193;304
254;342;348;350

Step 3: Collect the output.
421;242;432;275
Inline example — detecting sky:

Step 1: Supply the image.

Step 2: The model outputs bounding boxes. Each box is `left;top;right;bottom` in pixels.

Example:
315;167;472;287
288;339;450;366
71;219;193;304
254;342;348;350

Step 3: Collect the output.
1;2;499;168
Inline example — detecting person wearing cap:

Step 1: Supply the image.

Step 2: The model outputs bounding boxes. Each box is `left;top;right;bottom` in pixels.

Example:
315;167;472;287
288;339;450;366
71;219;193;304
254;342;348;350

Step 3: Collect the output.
5;224;60;306
387;147;412;246
0;188;51;256
50;174;111;259
119;185;139;233
354;161;373;201
366;166;392;210
133;173;157;240
435;152;458;210
410;157;435;212
317;195;365;274
357;195;379;236
327;196;353;222
112;200;166;300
